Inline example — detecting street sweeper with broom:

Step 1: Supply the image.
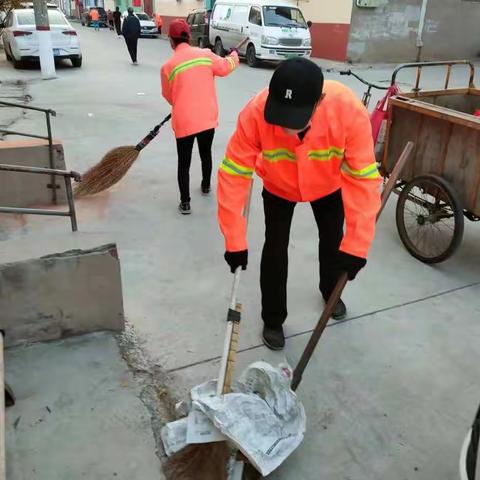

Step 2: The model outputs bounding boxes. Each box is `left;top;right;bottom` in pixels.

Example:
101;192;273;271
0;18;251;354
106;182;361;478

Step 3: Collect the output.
161;19;243;215
218;58;382;351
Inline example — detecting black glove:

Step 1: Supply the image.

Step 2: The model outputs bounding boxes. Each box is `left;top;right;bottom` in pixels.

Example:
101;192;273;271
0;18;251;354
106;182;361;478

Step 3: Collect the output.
224;250;248;274
336;251;367;280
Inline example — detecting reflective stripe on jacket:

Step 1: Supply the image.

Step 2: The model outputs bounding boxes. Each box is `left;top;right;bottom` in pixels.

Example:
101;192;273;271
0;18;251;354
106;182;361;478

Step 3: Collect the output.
161;43;239;138
217;81;381;258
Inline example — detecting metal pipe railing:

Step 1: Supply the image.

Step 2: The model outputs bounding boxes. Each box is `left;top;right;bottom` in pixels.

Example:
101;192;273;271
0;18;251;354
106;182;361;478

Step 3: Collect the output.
390;60;476;91
0;163;80;232
0;100;58;203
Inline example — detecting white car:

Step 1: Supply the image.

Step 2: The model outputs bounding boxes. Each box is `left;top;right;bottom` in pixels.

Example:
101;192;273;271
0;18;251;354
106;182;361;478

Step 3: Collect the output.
121;11;157;37
1;8;82;68
209;0;311;67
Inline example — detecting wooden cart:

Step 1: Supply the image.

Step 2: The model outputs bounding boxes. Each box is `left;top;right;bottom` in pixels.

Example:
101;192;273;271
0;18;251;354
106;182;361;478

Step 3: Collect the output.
382;60;480;263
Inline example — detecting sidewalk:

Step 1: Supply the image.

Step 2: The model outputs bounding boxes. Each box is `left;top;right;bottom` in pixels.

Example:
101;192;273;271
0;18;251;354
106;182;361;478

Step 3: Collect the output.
1;25;480;479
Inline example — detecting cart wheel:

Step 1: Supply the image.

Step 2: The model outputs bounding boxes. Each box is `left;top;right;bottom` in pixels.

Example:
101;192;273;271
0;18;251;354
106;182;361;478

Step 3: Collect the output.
396;174;464;263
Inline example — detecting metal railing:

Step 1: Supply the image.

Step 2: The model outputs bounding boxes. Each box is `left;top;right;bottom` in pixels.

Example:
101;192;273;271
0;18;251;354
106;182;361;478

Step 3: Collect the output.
0;164;80;232
0;100;58;203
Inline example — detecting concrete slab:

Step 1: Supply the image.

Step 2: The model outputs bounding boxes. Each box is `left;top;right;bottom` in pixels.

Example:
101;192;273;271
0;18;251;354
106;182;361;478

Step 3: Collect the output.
0;237;124;346
4;332;164;480
0;139;67;207
169;284;480;479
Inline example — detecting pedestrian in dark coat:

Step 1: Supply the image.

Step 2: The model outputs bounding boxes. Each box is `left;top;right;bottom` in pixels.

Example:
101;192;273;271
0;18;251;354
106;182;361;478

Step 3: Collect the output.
122;7;141;64
113;6;122;36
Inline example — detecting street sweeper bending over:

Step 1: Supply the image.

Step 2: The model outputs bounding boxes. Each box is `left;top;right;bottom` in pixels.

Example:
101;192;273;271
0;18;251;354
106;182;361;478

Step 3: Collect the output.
217;58;382;351
161;19;240;215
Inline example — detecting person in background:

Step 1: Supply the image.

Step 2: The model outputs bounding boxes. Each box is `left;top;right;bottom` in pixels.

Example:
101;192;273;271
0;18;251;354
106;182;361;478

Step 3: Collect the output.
161;19;240;215
90;7;100;32
113;6;122;36
107;9;114;31
155;12;163;34
122;7;141;65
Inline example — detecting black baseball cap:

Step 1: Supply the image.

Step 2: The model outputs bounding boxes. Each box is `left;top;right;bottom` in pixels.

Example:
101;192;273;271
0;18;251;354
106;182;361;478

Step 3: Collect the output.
264;58;324;130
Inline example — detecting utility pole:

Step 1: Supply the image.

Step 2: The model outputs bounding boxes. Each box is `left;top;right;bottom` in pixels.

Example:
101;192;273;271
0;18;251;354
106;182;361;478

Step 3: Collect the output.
33;0;56;79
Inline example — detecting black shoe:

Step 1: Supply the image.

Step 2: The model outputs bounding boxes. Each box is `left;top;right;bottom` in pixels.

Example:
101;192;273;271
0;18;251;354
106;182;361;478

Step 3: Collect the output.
262;326;285;351
332;298;347;320
178;202;191;215
201;184;210;195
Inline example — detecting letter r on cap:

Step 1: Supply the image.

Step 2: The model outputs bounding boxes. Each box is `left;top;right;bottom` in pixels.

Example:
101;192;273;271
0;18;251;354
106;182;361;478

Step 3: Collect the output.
285;89;292;100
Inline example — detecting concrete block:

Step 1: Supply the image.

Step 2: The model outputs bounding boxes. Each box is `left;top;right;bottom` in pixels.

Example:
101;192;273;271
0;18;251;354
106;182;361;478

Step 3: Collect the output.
0;139;67;207
0;240;124;346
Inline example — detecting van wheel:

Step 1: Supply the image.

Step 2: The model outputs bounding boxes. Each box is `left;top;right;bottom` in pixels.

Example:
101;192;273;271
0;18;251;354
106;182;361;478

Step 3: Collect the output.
214;38;225;57
246;44;259;67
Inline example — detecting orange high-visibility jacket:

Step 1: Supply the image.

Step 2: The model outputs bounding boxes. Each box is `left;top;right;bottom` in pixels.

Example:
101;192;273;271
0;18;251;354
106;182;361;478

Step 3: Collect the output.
161;43;239;139
217;81;381;259
90;9;99;20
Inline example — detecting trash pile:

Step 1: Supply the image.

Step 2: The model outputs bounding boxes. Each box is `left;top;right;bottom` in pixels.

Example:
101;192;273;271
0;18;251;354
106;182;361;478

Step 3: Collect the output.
161;361;306;477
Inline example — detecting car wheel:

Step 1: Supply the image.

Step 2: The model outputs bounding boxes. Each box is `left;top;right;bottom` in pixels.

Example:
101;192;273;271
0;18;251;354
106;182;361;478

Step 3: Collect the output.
214;38;224;57
12;56;22;69
81;21;85;26
71;56;82;68
246;44;259;68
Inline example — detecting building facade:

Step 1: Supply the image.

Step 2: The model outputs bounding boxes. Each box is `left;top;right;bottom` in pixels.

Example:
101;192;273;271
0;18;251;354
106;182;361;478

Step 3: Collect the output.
347;0;480;63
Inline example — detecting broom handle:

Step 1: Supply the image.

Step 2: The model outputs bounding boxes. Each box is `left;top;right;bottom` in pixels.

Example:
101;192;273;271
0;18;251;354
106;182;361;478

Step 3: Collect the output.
217;183;254;396
291;141;414;392
135;113;172;151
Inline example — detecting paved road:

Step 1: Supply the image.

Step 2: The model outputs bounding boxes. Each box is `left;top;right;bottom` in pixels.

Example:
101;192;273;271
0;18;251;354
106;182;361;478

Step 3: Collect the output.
1;25;480;479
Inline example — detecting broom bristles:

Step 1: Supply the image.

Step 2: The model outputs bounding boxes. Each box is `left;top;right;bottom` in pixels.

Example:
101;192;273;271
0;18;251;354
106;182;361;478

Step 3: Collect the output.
74;146;140;197
164;442;230;480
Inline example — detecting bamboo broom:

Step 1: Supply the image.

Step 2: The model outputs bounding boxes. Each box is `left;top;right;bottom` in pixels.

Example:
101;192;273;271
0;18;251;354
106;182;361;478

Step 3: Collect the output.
74;114;171;197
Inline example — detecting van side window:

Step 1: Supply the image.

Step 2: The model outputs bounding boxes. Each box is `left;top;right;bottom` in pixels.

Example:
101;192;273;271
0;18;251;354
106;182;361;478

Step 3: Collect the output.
248;6;262;26
212;4;229;22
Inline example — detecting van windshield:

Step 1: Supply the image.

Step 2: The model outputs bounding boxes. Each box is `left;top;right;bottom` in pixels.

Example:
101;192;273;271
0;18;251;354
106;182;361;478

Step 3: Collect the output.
263;6;307;28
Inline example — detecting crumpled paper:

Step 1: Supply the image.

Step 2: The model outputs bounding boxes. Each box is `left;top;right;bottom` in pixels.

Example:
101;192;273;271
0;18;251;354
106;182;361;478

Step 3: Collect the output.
161;362;306;476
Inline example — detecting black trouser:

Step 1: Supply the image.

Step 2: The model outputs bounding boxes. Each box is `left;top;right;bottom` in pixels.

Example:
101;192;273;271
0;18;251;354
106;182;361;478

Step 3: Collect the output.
125;37;138;62
260;188;345;329
114;20;121;35
176;129;215;203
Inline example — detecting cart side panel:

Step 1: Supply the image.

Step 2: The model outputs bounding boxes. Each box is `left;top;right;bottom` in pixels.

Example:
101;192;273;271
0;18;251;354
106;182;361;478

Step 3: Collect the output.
443;125;480;214
383;106;421;181
385;102;480;213
383;107;449;179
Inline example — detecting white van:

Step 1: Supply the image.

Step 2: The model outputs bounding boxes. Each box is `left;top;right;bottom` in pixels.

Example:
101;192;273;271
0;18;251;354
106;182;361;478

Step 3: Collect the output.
209;0;311;67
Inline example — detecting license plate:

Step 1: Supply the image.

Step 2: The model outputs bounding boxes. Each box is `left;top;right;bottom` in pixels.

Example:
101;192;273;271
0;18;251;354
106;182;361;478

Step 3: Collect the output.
285;53;300;58
53;48;60;56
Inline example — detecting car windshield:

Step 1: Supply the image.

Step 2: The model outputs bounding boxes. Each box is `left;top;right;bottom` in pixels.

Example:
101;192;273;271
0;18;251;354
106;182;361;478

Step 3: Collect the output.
17;9;67;25
136;13;150;20
262;6;307;28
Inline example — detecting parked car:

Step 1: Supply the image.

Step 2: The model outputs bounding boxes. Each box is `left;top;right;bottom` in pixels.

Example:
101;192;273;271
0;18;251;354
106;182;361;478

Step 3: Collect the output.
121;11;157;37
209;0;311;67
186;8;211;49
81;6;107;27
1;8;82;68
